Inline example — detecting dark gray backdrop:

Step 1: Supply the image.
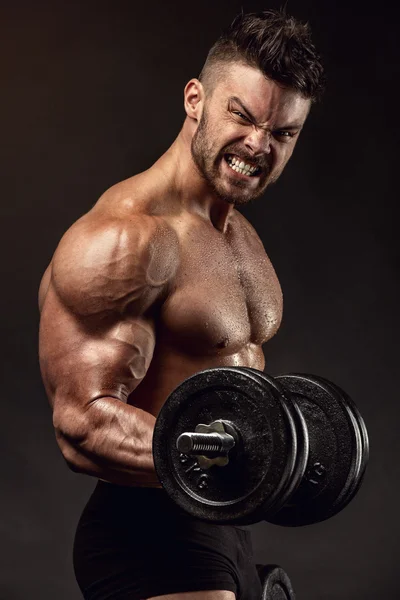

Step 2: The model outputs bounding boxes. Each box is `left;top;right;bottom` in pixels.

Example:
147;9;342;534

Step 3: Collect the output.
2;0;399;598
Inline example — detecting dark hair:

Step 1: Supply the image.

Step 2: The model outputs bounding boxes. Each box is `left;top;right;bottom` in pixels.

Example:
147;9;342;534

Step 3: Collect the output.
199;8;325;102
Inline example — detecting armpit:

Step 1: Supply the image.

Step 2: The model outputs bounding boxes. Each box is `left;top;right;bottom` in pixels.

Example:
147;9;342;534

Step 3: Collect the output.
52;215;179;317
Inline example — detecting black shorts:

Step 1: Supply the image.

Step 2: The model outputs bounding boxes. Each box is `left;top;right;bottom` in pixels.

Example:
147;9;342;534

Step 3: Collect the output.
73;481;262;600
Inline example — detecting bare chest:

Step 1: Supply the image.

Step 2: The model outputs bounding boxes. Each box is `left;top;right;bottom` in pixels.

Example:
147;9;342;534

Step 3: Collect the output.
160;219;283;356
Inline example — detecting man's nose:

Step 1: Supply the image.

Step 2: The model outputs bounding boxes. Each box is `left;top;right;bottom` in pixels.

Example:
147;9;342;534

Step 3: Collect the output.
244;128;272;156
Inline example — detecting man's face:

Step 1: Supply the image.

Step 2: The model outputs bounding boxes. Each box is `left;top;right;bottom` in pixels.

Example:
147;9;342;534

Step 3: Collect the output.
191;63;311;205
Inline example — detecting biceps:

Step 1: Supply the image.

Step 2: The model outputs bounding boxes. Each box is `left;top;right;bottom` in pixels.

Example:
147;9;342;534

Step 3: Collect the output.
39;288;156;409
86;318;156;400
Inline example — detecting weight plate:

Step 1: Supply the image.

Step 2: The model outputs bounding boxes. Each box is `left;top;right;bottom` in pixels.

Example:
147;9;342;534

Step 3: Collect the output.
257;564;296;600
153;367;298;524
269;374;361;526
306;375;369;513
237;367;309;519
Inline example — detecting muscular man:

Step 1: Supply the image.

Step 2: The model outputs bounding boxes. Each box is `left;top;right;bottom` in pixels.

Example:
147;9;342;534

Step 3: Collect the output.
39;9;324;600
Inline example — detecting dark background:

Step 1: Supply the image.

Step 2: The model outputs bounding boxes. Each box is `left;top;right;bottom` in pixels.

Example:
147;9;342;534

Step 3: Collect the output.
1;0;399;598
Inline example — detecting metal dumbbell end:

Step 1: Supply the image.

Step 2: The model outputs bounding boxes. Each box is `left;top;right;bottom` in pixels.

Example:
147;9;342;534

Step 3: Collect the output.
177;431;235;457
176;420;238;469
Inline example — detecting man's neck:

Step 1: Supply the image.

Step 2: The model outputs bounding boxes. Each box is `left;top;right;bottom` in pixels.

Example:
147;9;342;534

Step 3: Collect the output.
149;123;235;233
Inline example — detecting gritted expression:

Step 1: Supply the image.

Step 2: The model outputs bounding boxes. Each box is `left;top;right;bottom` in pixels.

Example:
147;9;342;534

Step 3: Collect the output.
190;63;311;205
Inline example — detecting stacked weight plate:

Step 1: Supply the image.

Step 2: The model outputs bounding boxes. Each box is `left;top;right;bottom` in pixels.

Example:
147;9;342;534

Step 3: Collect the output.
270;373;369;526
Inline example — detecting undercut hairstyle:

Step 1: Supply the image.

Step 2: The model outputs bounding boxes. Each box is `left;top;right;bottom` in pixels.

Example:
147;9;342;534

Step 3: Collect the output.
199;8;325;102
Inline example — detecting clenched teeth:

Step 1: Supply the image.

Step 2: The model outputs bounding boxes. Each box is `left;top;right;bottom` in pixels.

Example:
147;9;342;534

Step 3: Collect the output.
225;154;259;176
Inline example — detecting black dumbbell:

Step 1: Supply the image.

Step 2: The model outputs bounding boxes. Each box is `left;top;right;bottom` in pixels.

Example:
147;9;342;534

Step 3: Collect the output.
152;367;369;526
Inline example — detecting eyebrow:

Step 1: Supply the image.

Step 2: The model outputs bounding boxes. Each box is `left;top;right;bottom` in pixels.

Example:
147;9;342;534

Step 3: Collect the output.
228;95;304;131
229;96;258;123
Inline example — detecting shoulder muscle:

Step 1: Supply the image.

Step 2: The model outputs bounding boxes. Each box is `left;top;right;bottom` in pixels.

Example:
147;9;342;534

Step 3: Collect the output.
52;214;179;316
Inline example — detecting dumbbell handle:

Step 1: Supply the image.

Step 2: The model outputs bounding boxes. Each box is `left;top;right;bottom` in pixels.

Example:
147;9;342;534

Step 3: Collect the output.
176;431;235;458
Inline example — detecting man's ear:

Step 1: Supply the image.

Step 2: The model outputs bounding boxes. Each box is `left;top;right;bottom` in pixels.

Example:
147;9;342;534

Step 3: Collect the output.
184;79;205;121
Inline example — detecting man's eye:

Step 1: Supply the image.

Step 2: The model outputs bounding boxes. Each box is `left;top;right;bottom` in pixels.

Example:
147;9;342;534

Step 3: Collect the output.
274;130;295;140
233;111;250;122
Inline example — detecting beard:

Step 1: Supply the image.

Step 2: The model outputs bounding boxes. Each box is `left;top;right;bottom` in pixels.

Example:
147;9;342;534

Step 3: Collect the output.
190;109;275;206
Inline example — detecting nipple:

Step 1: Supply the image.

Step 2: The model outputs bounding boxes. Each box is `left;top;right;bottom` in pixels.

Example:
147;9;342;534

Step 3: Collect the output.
216;337;229;349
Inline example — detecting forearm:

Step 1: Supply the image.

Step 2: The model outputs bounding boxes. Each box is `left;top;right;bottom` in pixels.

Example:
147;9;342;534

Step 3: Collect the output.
55;397;160;487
